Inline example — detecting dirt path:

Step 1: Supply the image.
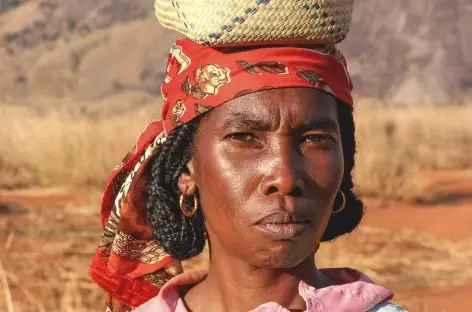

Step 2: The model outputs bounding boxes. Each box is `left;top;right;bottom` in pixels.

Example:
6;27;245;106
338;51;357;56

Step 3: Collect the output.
0;186;101;207
363;170;472;240
363;170;472;311
395;284;472;312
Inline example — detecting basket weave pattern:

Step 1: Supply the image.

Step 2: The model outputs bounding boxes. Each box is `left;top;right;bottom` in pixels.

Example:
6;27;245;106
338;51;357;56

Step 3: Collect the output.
154;0;353;46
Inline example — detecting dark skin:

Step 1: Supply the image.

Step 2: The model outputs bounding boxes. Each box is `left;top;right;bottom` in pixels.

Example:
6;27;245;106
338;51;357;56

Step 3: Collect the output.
177;88;344;312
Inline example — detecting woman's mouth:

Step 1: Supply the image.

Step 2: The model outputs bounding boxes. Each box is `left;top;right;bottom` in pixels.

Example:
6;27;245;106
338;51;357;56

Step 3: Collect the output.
255;222;311;238
254;212;312;239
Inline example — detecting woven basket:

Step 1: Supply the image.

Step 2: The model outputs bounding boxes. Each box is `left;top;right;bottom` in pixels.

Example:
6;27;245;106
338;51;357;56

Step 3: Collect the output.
154;0;354;46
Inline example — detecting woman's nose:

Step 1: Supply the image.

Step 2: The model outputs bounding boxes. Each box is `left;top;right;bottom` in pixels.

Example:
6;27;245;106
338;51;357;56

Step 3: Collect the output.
260;147;305;197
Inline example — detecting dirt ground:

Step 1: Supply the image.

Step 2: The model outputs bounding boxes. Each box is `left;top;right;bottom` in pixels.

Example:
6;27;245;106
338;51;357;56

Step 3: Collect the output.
362;170;472;311
0;170;471;311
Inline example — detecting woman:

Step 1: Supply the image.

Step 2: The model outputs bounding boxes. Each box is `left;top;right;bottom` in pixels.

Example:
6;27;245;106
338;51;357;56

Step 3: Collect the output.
89;38;406;312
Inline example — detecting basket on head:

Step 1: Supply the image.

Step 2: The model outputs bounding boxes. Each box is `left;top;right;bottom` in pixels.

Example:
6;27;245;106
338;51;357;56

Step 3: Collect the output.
154;0;354;47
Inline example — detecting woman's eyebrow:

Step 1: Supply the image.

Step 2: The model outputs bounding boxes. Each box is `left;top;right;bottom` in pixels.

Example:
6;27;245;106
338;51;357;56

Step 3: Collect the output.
221;113;271;130
300;118;339;132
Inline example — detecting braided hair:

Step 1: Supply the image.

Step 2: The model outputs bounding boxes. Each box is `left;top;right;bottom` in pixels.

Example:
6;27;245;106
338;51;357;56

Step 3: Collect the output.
147;117;205;260
321;102;364;241
147;102;364;260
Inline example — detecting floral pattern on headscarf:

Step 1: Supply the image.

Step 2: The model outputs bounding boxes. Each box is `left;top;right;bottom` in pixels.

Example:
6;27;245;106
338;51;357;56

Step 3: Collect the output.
89;37;353;311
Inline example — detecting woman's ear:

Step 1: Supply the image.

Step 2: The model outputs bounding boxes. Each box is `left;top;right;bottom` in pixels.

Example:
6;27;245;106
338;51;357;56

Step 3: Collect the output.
177;160;197;195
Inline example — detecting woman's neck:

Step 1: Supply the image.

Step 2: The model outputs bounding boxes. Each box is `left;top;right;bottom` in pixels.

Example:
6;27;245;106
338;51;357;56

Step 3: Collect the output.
184;249;332;312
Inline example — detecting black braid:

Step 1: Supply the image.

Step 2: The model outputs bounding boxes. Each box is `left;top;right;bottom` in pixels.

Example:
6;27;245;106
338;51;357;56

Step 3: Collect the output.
147;118;205;260
147;101;364;259
321;102;364;241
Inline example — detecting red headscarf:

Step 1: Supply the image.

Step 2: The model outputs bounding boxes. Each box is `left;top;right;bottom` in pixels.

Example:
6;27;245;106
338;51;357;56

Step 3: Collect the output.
89;38;353;311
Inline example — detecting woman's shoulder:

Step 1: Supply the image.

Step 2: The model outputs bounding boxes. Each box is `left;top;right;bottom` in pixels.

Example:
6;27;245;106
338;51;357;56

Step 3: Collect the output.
369;302;408;312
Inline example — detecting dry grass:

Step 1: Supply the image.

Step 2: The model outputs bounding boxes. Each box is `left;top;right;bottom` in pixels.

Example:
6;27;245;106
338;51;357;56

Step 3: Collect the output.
354;101;472;201
2;267;103;312
0;199;104;312
318;227;472;288
0;100;471;201
0;104;158;189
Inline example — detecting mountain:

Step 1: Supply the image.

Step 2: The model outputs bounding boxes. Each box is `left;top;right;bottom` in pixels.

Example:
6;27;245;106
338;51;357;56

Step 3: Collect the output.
341;0;472;105
0;0;470;106
0;0;26;13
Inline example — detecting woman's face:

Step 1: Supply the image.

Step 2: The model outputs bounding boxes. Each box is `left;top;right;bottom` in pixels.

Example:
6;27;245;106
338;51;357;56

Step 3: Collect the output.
184;88;343;268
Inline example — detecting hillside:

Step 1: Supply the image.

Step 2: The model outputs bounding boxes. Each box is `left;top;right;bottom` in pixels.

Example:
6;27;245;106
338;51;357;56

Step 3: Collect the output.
342;0;472;105
0;0;471;106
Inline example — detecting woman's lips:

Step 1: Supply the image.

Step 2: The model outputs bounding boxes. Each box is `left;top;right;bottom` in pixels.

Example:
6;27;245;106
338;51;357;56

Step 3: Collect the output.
254;212;312;239
255;222;311;238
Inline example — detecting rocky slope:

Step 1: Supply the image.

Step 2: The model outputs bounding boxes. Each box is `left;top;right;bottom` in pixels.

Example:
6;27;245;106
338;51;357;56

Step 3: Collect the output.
341;0;472;105
0;0;470;106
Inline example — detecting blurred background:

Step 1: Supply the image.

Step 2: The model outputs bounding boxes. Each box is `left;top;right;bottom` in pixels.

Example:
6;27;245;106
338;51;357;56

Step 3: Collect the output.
0;0;471;311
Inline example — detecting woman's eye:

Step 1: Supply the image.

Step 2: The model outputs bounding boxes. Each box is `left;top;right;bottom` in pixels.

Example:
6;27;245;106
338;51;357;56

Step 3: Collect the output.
302;134;335;145
229;132;255;142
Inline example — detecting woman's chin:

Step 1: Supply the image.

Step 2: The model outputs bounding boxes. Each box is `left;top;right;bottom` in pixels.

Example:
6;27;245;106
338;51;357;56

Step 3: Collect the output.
251;243;314;269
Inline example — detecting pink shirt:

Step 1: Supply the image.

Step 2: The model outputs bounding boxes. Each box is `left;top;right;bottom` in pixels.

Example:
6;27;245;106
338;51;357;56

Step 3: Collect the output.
135;268;399;312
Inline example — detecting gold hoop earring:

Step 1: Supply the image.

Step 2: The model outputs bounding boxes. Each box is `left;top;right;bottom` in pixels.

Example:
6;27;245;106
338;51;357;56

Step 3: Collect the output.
332;190;346;215
179;192;199;217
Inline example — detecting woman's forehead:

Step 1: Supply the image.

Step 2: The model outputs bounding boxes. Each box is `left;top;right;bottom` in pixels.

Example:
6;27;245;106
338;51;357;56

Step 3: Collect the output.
209;88;338;124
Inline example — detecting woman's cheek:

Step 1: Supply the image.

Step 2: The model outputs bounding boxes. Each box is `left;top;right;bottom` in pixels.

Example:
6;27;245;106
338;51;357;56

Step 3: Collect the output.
306;150;344;189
